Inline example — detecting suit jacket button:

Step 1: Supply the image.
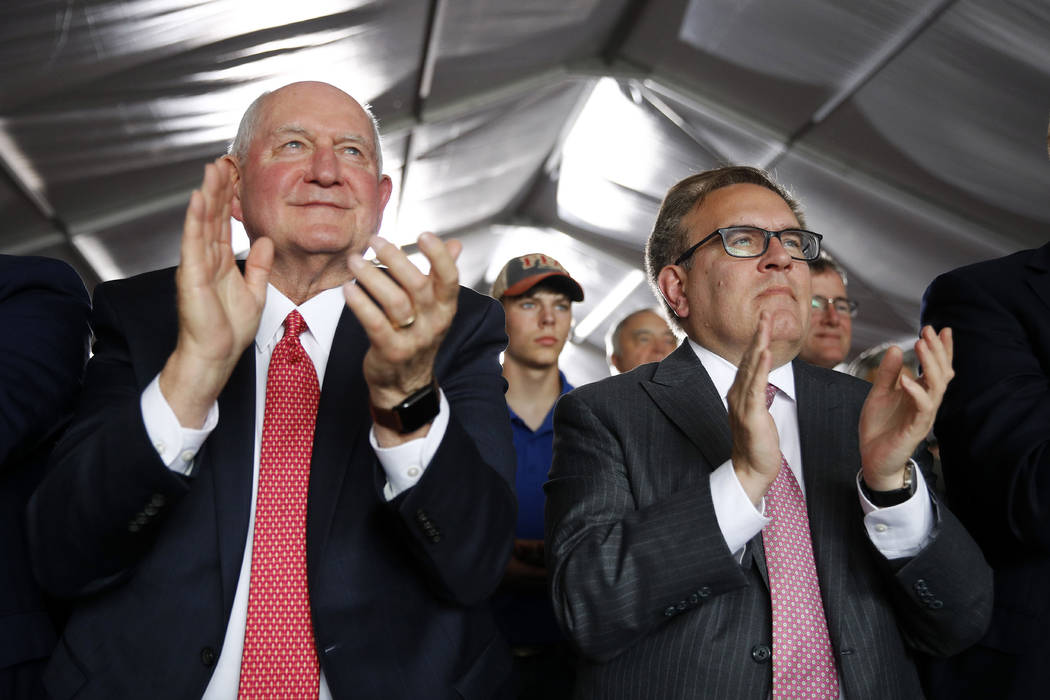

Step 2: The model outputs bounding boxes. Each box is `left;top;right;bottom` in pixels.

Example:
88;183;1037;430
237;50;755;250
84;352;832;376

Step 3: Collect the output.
698;586;711;598
929;599;943;609
751;644;771;663
663;606;677;617
200;647;217;667
688;593;699;605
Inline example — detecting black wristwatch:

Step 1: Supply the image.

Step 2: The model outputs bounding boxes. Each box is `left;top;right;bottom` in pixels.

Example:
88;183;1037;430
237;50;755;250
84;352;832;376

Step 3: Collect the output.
370;379;440;433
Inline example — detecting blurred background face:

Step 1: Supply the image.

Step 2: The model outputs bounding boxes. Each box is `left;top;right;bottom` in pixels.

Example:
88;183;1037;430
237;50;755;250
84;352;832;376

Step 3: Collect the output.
800;270;852;368
503;289;573;369
611;310;676;372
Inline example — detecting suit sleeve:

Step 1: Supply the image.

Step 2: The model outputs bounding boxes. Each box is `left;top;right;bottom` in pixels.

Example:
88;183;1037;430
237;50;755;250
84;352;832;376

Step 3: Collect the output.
922;268;1050;556
386;291;517;607
0;256;90;468
28;280;192;598
545;388;750;662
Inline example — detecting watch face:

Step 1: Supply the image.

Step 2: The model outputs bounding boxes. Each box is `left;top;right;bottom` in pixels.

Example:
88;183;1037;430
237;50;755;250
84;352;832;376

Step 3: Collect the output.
395;381;440;433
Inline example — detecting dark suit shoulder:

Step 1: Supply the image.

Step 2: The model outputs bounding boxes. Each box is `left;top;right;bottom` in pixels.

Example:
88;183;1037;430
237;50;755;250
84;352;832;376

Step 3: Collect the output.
930;244;1047;289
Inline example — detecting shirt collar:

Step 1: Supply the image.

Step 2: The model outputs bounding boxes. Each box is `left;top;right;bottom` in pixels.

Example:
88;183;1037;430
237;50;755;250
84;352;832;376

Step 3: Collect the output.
256;283;345;352
686;338;796;406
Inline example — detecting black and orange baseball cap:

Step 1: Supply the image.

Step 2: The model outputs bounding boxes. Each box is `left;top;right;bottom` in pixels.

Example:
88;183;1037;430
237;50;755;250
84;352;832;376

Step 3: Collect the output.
491;253;584;302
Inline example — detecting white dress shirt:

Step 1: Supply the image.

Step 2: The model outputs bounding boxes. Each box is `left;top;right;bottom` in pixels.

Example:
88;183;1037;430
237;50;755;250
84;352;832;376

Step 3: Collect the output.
140;284;449;699
692;340;934;562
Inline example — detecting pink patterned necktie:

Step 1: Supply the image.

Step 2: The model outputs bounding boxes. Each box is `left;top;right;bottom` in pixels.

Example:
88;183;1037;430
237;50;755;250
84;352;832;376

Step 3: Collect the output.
763;383;838;699
239;310;321;698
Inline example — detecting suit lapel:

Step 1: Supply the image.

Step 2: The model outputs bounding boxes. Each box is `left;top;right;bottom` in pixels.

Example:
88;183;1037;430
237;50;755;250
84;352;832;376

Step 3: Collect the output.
794;360;852;647
642;345;773;579
306;307;371;577
208;346;257;614
642;343;734;469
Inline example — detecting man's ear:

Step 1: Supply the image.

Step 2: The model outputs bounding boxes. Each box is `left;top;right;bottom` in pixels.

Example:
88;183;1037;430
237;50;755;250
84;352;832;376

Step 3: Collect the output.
657;265;689;319
373;174;393;230
222;154;245;223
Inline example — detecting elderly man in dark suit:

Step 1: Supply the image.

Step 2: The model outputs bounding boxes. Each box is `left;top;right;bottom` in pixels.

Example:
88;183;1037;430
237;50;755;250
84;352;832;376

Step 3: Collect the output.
0;255;90;699
29;81;516;699
545;166;992;699
921;239;1050;698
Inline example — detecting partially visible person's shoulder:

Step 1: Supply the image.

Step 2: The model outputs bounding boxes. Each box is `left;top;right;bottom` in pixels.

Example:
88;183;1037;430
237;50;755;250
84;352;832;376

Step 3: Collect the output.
935;244;1045;288
0;254;86;295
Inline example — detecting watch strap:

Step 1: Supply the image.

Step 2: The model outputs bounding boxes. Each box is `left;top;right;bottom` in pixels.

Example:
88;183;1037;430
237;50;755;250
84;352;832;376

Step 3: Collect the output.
370;379;440;434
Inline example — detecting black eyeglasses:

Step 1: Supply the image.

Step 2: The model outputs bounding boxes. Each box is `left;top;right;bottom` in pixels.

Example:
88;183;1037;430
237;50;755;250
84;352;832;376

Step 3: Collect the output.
674;226;823;266
811;296;858;318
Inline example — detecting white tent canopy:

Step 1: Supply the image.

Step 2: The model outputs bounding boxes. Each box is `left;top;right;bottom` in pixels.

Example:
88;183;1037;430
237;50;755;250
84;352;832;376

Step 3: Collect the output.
2;0;1047;383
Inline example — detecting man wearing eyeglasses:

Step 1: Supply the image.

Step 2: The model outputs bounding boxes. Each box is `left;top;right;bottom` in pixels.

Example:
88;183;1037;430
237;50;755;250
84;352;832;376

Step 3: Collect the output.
800;252;856;371
545;166;991;699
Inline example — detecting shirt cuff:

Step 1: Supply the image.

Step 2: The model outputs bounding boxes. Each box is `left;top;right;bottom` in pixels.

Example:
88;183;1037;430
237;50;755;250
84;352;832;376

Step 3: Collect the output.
858;463;934;558
373;389;450;501
710;460;768;561
140;374;218;476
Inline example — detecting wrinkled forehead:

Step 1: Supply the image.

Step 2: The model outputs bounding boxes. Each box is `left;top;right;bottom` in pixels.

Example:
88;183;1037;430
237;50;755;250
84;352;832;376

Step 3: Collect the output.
256;84;375;146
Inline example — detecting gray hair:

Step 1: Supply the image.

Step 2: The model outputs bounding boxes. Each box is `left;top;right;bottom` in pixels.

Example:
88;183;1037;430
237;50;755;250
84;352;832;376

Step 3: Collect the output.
645;166;805;330
808;249;848;288
227;89;385;176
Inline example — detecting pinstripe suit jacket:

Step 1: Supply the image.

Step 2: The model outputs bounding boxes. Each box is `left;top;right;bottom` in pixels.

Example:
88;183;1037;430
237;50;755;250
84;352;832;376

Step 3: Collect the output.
545;343;991;699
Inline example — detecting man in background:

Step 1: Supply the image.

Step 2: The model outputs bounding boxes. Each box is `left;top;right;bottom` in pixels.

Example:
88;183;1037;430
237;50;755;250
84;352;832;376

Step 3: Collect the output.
917;120;1050;700
492;253;583;698
0;255;90;699
799;250;856;370
606;307;676;374
29;81;516;699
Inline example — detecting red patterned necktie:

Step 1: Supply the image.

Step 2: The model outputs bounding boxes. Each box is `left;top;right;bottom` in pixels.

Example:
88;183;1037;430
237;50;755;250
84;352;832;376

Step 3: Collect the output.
763;383;838;699
239;310;320;698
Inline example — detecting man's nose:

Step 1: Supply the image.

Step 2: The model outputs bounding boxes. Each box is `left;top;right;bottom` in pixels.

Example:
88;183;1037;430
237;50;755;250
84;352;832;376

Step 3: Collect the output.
760;236;793;268
307;147;340;186
538;305;555;325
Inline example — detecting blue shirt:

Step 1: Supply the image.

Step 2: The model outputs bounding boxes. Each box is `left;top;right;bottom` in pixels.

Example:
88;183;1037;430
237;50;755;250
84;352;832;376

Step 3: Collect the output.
495;371;573;646
508;372;574;540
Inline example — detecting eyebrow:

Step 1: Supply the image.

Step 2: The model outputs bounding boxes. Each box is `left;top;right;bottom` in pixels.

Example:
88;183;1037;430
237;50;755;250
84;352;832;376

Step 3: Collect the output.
272;125;374;151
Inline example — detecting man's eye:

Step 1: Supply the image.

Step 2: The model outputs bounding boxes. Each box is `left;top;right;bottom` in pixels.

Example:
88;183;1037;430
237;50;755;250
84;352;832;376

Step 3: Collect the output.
728;234;759;249
781;236;803;249
556;304;569;311
282;140;304;150
343;146;362;156
520;302;535;310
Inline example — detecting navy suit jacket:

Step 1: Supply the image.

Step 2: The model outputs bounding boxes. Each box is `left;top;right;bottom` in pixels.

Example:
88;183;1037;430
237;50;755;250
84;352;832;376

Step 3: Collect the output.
921;242;1050;698
28;266;517;699
0;256;89;678
546;345;992;699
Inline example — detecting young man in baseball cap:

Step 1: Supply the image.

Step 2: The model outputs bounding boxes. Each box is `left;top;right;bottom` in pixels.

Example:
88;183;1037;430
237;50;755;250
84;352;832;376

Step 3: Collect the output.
491;253;583;698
